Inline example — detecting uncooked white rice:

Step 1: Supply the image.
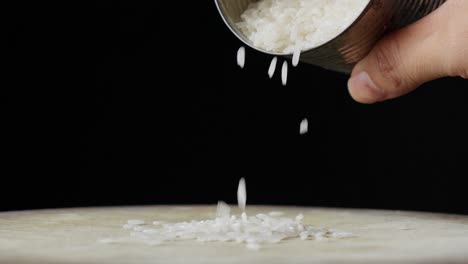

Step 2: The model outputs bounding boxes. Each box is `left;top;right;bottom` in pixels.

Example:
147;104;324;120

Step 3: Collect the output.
112;207;352;249
268;211;284;216
237;177;247;211
236;0;369;53
268;57;278;78
300;118;309;135
127;220;145;225
104;178;353;250
216;201;231;218
237;46;246;68
281;61;288;86
292;45;301;67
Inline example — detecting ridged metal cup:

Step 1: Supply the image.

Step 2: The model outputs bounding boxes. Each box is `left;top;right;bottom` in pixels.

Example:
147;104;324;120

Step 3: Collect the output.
215;0;446;73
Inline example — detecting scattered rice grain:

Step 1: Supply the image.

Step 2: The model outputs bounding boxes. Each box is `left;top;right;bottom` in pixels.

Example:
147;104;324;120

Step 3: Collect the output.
127;220;145;226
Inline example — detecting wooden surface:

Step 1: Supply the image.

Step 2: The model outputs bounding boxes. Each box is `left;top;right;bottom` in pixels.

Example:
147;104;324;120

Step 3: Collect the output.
1;206;468;264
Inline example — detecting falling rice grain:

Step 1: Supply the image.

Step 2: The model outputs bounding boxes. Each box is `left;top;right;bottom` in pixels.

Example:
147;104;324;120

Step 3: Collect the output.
237;178;247;211
281;61;288;86
237;46;246;68
268;57;278;78
292;45;301;67
300;118;308;135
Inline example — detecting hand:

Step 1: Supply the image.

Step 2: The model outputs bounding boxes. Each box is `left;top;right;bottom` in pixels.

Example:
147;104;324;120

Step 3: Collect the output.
347;0;468;104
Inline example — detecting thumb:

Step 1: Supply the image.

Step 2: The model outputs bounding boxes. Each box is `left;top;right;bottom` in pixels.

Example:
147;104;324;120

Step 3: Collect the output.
348;4;449;104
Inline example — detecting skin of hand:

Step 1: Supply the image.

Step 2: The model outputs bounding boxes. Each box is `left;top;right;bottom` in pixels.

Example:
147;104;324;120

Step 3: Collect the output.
347;0;468;104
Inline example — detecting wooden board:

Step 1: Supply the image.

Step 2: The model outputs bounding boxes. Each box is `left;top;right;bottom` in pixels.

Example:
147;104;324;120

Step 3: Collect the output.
1;206;468;264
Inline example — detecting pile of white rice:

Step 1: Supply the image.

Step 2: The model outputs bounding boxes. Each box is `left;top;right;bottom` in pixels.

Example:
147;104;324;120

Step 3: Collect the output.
100;178;352;250
113;202;351;250
236;0;369;53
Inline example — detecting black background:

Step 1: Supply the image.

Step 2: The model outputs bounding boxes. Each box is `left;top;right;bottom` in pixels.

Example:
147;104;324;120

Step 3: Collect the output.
3;1;468;214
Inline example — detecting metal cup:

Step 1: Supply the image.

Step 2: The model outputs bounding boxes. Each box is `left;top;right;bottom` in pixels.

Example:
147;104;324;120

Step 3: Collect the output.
215;0;446;73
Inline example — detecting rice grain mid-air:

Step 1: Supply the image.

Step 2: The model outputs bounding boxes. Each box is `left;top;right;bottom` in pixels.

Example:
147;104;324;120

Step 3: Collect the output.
281;61;288;86
237;46;246;68
268;57;278;78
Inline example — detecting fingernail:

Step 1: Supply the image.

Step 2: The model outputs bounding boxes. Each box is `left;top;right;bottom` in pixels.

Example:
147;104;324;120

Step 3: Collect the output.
348;72;386;103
